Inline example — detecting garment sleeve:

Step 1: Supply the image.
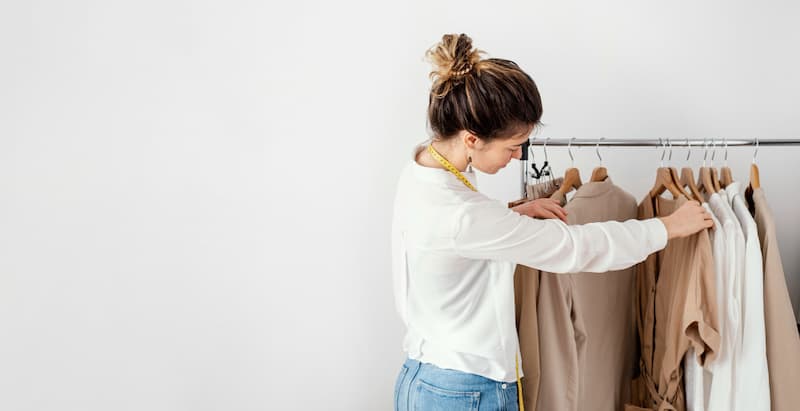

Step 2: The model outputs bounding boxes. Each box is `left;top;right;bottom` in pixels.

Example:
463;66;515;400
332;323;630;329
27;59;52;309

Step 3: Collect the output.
453;198;668;273
682;229;721;366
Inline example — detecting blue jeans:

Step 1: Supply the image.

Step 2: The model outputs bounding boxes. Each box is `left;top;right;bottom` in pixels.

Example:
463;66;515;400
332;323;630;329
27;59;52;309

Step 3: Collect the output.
393;358;520;411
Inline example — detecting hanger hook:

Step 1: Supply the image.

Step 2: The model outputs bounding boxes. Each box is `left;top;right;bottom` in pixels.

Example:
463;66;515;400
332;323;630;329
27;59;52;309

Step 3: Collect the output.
659;138;666;166
667;138;674;163
595;138;604;165
543;137;550;163
528;136;535;160
702;137;709;166
724;137;729;165
710;138;717;166
568;137;576;166
753;136;759;164
686;137;692;162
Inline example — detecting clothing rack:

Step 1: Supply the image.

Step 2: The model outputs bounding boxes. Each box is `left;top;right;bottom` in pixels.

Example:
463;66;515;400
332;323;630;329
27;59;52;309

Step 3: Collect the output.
519;138;800;197
525;138;800;147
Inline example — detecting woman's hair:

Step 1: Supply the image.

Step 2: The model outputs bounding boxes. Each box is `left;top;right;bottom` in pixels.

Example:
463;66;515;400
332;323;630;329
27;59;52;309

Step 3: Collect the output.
425;33;543;142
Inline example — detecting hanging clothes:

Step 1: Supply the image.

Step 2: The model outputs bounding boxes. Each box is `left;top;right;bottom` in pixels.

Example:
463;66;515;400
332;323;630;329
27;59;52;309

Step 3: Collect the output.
746;187;800;410
725;182;771;410
683;201;724;411
703;192;743;411
530;178;640;411
514;264;542;408
627;195;720;411
527;177;563;200
512;177;563;409
508;177;565;208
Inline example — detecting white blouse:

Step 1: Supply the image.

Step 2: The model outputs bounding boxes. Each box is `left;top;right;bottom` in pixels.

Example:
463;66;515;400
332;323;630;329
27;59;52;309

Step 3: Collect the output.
391;140;669;382
727;182;771;410
705;192;742;411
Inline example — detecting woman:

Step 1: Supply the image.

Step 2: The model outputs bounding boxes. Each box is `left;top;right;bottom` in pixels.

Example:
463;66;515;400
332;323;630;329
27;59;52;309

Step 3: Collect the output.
391;34;714;411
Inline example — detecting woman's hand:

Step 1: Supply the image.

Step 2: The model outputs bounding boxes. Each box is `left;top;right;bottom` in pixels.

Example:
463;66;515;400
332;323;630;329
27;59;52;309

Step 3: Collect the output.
658;200;714;240
512;198;568;223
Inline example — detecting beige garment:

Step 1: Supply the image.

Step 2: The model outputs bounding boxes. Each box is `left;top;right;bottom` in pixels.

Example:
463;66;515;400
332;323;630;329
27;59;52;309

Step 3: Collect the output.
747;187;800;410
533;179;640;411
514;264;542;408
527;177;564;201
511;179;558;409
509;177;564;208
627;195;720;411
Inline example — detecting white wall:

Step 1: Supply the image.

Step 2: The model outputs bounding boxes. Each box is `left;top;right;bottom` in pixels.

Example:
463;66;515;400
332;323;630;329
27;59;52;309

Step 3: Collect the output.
1;1;798;410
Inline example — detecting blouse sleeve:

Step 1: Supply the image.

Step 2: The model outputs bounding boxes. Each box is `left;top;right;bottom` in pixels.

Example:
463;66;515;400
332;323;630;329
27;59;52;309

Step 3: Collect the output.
452;197;668;273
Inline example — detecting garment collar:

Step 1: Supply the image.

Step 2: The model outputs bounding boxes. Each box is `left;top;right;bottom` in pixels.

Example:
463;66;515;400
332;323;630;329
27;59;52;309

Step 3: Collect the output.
572;177;616;199
725;180;742;199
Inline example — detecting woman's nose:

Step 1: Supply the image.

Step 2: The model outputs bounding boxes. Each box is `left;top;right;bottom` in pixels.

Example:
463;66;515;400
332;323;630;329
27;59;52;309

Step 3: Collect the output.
512;147;523;160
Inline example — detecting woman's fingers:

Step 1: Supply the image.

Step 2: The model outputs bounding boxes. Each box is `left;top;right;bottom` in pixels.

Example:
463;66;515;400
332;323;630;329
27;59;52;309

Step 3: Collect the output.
516;198;568;222
538;209;556;219
548;204;568;222
703;210;714;228
663;200;718;239
538;202;567;222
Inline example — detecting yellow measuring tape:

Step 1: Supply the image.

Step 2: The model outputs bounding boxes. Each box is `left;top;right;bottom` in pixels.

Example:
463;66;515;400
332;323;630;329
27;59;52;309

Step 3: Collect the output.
427;144;477;192
427;143;525;411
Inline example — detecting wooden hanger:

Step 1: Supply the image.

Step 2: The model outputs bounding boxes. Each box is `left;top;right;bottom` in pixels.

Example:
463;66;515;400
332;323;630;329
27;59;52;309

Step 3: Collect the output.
697;167;718;195
555;139;583;196
555;167;583;197
675;139;702;201
669;167;691;197
590;166;608;182
697;151;719;194
720;167;734;188
750;163;760;189
718;138;734;188
708;139;723;191
709;166;722;192
590;138;608;182
695;139;719;195
680;167;703;201
650;139;686;198
668;139;691;198
750;137;761;189
650;139;685;198
650;167;685;198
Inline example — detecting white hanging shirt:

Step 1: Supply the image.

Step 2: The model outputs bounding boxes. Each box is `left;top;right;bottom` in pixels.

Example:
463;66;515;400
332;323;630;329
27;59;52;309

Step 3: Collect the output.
704;192;742;411
726;182;771;411
391;140;669;382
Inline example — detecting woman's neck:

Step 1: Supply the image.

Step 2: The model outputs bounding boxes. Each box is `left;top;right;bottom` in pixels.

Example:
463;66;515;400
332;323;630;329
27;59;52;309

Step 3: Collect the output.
416;141;469;172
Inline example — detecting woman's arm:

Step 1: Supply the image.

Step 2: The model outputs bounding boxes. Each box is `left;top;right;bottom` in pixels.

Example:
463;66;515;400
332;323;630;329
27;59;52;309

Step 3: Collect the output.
453;197;711;273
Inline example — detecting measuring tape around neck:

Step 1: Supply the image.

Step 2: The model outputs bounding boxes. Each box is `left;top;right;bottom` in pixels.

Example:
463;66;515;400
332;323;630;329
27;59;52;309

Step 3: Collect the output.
427;144;477;192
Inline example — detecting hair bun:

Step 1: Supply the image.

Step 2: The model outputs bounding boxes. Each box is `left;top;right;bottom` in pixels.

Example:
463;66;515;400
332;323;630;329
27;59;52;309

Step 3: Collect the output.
425;33;484;97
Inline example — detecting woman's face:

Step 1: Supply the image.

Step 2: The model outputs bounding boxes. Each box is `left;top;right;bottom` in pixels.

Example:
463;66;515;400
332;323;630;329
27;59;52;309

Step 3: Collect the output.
470;127;532;175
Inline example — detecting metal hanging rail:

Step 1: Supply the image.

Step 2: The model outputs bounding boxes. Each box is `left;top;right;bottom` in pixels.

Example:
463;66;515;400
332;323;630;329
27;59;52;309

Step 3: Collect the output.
526;138;800;146
519;138;800;198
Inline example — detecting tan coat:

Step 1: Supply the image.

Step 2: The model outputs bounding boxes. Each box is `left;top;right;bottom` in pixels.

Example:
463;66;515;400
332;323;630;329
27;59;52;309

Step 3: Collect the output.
747;187;800;410
627;195;720;411
515;179;643;410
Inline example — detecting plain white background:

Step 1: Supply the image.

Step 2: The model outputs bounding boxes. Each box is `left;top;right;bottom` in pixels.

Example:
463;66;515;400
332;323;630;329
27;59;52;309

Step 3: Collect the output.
1;1;798;410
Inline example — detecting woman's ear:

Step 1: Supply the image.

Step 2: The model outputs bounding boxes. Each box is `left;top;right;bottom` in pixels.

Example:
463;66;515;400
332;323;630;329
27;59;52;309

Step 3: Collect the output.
462;131;480;150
